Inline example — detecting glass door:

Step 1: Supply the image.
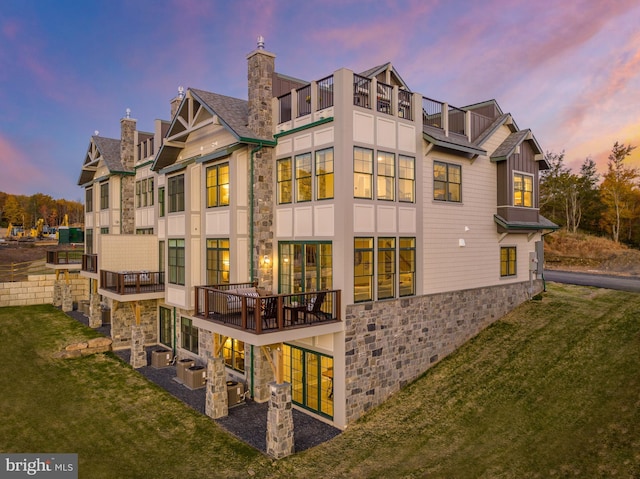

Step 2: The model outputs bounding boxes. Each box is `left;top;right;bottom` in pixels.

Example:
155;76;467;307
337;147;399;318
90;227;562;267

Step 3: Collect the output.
283;344;333;418
279;242;332;294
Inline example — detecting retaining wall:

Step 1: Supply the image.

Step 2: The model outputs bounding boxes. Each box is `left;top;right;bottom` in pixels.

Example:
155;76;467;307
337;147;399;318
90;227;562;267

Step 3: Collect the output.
0;274;88;307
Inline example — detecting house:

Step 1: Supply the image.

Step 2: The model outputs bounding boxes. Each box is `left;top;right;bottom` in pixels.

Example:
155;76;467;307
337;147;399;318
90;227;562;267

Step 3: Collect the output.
74;38;557;430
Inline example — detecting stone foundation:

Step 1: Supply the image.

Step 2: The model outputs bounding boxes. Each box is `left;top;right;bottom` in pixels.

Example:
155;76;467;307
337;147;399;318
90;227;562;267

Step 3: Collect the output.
266;382;294;459
344;279;542;424
109;299;158;349
61;283;73;312
205;357;228;419
88;292;102;328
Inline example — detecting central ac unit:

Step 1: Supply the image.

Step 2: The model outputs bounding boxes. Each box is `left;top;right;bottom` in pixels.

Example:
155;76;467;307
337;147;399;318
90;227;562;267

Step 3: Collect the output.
184;366;206;390
227;380;245;407
175;359;195;383
151;349;172;369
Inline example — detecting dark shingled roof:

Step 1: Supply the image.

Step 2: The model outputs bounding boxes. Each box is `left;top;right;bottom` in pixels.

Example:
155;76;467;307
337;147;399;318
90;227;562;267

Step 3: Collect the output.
473;113;513;147
190;88;272;142
423;125;486;157
494;214;560;232
491;130;536;162
92;136;126;172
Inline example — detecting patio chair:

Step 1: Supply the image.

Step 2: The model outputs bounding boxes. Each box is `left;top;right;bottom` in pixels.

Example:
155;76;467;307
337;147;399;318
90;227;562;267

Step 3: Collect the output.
261;296;278;329
304;291;332;322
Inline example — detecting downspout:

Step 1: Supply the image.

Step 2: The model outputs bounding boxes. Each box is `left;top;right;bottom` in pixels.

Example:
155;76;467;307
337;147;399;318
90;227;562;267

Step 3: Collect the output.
173;307;177;356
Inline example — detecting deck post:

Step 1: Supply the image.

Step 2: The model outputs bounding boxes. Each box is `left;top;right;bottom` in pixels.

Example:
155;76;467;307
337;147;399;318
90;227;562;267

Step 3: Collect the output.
266;381;294;459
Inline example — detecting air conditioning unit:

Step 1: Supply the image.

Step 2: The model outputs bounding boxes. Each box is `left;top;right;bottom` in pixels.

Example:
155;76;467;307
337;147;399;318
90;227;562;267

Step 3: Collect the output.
184;366;206;390
227;380;245;407
175;359;195;383
151;349;172;369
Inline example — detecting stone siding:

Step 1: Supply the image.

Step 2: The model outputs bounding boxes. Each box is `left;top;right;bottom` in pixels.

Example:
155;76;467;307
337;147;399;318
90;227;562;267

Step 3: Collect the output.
0;274;87;307
344;280;541;424
109;298;158;350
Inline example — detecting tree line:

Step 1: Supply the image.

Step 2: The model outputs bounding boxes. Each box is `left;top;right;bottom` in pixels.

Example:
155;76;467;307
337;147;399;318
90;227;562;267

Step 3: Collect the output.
540;141;638;245
0;192;84;229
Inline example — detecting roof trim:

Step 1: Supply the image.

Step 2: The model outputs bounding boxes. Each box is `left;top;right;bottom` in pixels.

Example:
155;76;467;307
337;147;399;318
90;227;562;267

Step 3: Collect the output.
422;131;486;156
274;117;334;139
195;143;245;164
494;214;560;232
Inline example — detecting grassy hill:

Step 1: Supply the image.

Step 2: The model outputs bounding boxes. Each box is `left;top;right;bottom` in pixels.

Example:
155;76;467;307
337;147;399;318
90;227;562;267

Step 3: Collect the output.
545;230;640;276
2;283;639;478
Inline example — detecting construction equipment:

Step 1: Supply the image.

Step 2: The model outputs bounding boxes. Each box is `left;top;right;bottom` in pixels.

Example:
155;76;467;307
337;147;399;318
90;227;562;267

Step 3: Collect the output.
30;219;44;238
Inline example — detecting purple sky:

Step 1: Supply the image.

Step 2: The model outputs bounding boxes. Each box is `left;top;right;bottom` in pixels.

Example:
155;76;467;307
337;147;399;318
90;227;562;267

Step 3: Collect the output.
1;0;639;199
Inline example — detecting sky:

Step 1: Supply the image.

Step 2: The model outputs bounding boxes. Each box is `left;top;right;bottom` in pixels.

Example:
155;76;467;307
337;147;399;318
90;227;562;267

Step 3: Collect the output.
1;0;639;200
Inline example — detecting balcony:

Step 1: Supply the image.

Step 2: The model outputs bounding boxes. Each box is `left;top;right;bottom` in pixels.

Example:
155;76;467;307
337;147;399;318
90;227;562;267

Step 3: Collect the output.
422;97;469;138
277;75;334;127
46;250;83;270
100;270;165;295
82;254;98;273
195;282;341;335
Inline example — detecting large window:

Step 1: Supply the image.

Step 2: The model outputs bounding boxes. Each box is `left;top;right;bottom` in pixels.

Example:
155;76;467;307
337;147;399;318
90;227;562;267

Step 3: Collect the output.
514;172;533;207
158;187;165;217
206;162;230;208
206;239;230;285
295;153;312;202
433;161;461;202
222;337;244;372
168;174;185;213
377;238;396;299
85;188;93;213
500;246;517;277
399;155;415;203
168;239;185;285
181;317;198;354
279;242;332;294
158;240;165;273
100;182;109;210
315;148;334;200
376;151;395;201
277;158;292;204
399;237;416;296
85;228;93;255
159;307;172;348
354;237;374;302
354;147;373;199
283;344;333;419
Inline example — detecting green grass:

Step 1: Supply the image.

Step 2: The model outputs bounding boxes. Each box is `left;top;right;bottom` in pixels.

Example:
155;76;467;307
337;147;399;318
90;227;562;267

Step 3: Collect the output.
1;284;639;478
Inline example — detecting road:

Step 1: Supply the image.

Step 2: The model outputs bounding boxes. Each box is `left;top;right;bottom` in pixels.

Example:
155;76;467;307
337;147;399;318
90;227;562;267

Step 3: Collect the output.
543;270;640;293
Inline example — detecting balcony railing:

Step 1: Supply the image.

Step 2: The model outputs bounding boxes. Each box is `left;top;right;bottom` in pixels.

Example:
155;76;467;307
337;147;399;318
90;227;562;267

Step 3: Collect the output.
376;81;392;115
46;250;83;265
82;254;98;273
279;92;292;123
317;75;334;110
423;97;469;138
297;84;311;118
448;105;466;135
422;97;444;128
398;89;413;120
195;283;341;334
353;74;371;109
100;270;165;295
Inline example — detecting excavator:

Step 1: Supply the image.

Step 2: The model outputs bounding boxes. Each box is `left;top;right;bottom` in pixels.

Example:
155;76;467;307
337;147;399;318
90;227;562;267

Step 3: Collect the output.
29;219;44;238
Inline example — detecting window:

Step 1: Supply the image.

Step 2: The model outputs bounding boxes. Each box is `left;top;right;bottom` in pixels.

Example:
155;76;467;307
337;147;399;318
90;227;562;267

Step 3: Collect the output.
514;172;533;207
168;239;185;285
158;187;165;217
85;229;93;255
100;227;109;234
222;337;245;372
136;180;142;208
158;240;165;273
85;188;93;213
315;148;334;200
168;174;185;213
295;153;312;202
135;228;154;235
206;162;230;208
377;238;396;299
354;147;373;198
279;242;332;294
376;151;395;201
500;246;517;277
399;155;415;203
433;161;461;202
206;239;230;285
277;158;292;204
283;344;333;419
147;178;154;206
399;237;416;296
100;182;109;210
354;237;374;302
159;307;172;348
181;317;198;354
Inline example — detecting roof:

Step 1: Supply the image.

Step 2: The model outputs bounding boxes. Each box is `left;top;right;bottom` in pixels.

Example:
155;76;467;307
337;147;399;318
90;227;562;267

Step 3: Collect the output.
490;129;544;163
77;136;126;186
359;62;410;91
494;214;560;232
423;126;487;157
473;113;515;146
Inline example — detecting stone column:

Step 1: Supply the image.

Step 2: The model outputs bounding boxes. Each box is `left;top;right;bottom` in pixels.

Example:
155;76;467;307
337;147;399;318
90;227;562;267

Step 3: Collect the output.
205;357;228;419
251;346;275;402
61;283;73;312
88;292;102;328
53;280;62;307
130;325;147;368
266;381;294;459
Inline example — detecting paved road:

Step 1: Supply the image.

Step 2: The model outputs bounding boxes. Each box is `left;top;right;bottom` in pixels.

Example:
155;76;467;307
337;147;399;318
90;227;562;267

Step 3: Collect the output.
543;270;640;293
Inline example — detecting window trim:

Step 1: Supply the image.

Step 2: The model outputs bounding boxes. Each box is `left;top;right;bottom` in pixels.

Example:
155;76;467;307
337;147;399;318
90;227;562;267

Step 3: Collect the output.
376;151;395;201
168;238;185;285
398;155;415;203
181;317;198;354
277;157;293;204
315;147;334;200
354;237;374;302
168;174;185;213
206;238;230;285
295;152;312;202
100;182;109;210
500;246;517;277
513;171;534;208
433;160;462;203
206;162;230;208
353;146;373;199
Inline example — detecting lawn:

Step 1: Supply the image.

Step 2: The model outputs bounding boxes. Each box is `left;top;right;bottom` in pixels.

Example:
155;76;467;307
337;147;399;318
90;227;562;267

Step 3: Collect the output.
1;283;639;478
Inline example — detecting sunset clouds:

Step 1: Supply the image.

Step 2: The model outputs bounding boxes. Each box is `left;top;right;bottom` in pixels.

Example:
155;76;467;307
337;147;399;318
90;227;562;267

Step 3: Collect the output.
1;0;639;197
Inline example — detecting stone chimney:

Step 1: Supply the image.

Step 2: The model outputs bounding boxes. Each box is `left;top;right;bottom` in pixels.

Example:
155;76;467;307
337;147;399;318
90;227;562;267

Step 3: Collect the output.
247;35;275;138
120;109;136;234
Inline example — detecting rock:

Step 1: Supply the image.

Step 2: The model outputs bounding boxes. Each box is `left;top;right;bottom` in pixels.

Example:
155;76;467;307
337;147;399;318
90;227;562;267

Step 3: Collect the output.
87;337;112;348
65;342;88;351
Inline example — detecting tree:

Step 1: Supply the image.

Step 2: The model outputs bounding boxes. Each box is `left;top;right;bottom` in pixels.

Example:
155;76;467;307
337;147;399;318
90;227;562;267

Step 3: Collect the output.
599;142;637;243
540;151;571;227
3;195;24;224
576;157;602;235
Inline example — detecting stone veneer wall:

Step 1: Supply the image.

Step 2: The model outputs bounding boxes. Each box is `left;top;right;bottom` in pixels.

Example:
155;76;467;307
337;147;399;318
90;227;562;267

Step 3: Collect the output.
0;274;87;307
109;298;158;350
344;279;542;424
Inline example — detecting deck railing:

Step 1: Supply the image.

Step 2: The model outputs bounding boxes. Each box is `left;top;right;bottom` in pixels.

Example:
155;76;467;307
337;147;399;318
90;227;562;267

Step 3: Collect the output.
279;92;292;123
448;105;466;135
100;270;165;295
82;254;98;273
46;250;83;265
422;97;444;129
195;284;341;334
317;75;334;110
297;84;312;117
376;81;392;115
398;89;413;120
353;74;371;109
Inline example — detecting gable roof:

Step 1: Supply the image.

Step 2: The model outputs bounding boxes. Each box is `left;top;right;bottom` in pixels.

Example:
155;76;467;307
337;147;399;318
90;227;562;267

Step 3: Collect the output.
423;126;487;157
473;113;516;147
490;129;544;164
359;62;411;91
78;136;126;186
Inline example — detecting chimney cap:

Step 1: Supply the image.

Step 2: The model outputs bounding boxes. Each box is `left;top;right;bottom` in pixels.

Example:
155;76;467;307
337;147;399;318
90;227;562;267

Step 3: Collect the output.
257;35;265;50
